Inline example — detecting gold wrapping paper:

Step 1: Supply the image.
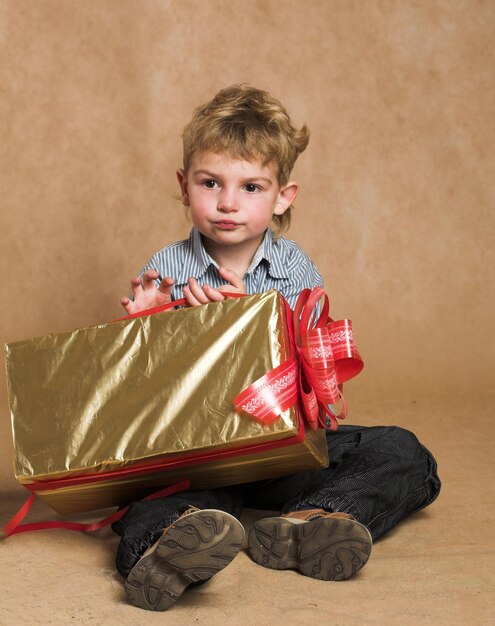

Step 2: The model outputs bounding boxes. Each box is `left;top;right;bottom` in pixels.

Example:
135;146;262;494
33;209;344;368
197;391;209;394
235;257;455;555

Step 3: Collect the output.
5;290;328;514
24;430;328;515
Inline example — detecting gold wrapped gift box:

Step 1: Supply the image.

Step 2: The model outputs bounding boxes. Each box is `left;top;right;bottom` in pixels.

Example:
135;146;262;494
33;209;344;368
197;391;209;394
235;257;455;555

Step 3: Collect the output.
5;291;328;515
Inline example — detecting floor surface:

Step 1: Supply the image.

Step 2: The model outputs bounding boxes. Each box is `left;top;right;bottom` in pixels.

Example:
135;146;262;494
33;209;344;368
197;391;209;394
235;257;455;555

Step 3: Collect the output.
1;398;493;626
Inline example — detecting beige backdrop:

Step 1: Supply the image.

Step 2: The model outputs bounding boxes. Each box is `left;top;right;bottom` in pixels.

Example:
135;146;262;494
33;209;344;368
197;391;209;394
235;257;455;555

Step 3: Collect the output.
1;0;494;488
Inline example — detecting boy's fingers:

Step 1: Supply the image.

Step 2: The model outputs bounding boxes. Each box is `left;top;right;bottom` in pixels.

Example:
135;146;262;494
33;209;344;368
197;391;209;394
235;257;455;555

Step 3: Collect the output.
187;278;210;304
120;297;138;315
203;284;225;302
130;276;143;297
142;270;160;289
158;276;175;295
183;285;201;307
218;267;245;291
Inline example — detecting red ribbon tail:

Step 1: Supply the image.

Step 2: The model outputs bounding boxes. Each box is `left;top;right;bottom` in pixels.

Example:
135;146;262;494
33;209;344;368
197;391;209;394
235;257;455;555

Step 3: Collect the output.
2;493;36;537
3;480;190;537
300;384;320;432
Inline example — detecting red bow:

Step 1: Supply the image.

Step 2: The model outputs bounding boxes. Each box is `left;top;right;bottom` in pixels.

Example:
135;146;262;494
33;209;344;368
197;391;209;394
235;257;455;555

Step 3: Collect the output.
233;288;363;431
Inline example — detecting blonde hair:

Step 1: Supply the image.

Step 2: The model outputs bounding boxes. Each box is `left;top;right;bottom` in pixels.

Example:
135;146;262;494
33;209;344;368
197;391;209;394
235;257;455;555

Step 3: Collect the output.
182;84;309;233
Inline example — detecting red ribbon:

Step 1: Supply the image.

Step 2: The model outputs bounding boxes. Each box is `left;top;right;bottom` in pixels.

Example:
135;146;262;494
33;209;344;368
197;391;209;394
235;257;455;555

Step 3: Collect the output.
233;288;363;431
3;480;190;537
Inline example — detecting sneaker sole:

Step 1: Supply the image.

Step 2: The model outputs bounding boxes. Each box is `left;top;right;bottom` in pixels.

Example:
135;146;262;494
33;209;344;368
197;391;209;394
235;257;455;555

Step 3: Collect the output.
248;516;372;581
125;509;245;611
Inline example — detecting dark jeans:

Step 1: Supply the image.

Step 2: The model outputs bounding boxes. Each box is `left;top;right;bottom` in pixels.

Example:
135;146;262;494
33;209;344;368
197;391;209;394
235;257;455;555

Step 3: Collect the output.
112;425;441;577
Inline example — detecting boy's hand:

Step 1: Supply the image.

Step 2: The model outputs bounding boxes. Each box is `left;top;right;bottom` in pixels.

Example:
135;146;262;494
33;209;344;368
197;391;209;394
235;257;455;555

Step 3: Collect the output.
183;267;246;307
121;270;175;315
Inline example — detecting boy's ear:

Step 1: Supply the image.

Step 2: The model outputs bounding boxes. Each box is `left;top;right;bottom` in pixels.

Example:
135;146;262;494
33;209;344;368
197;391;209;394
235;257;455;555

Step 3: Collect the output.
273;181;299;215
176;169;190;206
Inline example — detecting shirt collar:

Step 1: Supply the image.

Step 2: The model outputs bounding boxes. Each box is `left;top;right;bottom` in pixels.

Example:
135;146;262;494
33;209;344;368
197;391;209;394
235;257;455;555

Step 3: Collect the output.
246;229;289;279
175;228;216;284
177;227;289;282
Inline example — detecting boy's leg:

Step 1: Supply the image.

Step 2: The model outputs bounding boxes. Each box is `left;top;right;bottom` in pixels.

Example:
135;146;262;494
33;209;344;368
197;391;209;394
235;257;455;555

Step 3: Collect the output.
112;488;244;611
244;425;440;579
113;489;244;577
245;425;441;540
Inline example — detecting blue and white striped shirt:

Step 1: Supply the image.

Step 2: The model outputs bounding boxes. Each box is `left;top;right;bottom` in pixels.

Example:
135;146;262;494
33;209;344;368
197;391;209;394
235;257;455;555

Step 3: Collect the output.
141;227;323;310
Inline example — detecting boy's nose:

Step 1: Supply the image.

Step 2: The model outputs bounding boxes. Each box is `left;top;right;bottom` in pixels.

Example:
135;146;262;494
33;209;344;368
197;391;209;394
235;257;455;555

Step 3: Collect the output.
217;190;238;212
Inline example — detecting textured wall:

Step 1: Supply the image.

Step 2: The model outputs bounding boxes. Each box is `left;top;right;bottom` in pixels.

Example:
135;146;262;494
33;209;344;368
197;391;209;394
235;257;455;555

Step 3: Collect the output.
1;0;494;486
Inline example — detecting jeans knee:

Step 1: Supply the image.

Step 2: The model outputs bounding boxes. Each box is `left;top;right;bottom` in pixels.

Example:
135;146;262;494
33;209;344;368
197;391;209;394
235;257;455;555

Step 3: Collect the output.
384;425;424;457
385;426;441;493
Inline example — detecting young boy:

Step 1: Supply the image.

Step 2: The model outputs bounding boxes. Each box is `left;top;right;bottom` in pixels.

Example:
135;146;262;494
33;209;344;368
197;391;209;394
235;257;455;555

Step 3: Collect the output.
114;84;441;611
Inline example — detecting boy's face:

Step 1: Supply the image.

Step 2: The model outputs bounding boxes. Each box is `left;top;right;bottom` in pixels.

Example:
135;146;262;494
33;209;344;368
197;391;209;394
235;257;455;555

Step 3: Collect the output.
177;152;298;261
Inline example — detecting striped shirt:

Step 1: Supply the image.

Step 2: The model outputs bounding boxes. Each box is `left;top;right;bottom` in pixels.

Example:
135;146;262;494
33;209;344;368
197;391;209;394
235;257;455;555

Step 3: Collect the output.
140;227;324;310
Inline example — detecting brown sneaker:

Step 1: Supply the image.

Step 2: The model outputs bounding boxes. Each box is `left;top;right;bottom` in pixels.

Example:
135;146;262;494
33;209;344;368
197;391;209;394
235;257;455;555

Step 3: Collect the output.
248;509;372;581
125;508;245;611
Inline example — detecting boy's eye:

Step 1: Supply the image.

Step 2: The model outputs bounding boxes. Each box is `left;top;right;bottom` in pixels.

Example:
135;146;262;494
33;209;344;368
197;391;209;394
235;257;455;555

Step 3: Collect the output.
203;179;218;189
244;183;259;193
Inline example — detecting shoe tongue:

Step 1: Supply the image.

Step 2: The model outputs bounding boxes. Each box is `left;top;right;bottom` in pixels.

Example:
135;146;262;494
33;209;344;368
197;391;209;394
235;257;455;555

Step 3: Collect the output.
182;506;200;516
285;509;326;521
286;509;356;522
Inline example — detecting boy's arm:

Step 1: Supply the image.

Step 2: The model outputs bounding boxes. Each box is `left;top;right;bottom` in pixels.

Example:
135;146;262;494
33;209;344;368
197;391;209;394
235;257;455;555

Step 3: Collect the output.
120;270;175;315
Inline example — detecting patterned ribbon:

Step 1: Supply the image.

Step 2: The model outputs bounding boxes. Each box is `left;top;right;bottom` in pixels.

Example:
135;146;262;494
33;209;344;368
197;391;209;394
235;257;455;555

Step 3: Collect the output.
233;288;363;431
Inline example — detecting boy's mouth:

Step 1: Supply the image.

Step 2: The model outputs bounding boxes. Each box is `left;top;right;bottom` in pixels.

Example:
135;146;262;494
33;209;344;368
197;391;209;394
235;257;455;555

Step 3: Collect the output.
214;220;241;230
